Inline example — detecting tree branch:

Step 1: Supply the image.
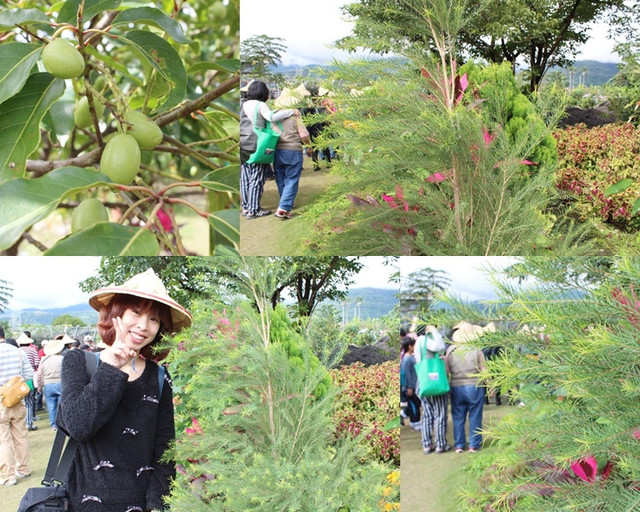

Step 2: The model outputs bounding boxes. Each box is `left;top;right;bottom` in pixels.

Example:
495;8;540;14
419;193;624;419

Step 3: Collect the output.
154;74;240;127
26;147;102;176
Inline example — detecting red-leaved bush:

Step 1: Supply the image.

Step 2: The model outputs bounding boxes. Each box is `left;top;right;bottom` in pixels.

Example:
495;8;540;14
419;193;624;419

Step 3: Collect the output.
330;361;400;465
554;123;640;230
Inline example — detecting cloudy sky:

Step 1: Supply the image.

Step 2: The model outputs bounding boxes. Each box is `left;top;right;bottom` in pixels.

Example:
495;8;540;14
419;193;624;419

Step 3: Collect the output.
241;0;623;66
0;257;509;312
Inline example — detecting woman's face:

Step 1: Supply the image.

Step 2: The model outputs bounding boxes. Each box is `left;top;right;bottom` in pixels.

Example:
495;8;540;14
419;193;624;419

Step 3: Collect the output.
119;307;161;351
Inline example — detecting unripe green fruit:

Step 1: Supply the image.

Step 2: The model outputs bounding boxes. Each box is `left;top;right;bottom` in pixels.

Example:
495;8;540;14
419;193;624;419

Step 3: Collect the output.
100;134;141;184
123;110;163;149
74;96;105;129
93;75;107;92
42;39;85;79
212;1;227;20
71;198;109;233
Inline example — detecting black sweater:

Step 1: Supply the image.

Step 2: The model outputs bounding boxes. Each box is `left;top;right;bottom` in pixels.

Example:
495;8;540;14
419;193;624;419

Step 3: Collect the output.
57;349;175;512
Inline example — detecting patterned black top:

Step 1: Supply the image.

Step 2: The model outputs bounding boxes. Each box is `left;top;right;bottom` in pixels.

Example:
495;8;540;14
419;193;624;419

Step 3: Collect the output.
57;349;175;512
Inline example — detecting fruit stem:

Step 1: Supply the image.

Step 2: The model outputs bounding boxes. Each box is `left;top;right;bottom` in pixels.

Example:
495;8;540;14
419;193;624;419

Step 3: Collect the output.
118;197;154;225
158;181;202;196
50;25;78;41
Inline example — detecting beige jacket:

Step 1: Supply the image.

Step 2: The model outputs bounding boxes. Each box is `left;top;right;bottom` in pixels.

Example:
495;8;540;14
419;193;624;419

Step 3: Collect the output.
445;345;486;387
37;354;63;388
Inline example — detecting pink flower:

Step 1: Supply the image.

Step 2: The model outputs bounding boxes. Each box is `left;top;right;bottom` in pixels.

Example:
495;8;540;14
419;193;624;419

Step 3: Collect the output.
186;417;203;436
382;194;399;209
156;207;174;232
521;159;538;166
483;129;495;148
426;172;446;183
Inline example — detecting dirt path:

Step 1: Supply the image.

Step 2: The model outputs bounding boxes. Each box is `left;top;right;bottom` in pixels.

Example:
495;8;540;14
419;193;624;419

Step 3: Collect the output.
240;159;341;255
401;402;513;511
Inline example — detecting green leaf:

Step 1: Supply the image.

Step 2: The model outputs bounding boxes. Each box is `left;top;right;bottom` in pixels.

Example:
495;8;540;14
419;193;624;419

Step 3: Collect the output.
0;166;111;250
383;417;401;430
58;0;122;25
208;208;239;247
0;73;65;183
202;164;238;193
0;43;42;105
188;59;241;74
0;8;49;30
44;223;159;255
113;7;193;44
633;198;640;216
119;30;187;110
604;178;634;196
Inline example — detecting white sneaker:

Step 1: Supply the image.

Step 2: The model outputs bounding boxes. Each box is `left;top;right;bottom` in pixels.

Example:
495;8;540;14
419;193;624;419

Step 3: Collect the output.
15;471;30;479
400;410;408;419
410;422;422;431
1;478;17;486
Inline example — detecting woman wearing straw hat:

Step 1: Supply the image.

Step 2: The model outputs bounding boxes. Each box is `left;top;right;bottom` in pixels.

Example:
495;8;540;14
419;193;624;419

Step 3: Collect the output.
36;336;67;430
57;269;192;512
445;322;488;453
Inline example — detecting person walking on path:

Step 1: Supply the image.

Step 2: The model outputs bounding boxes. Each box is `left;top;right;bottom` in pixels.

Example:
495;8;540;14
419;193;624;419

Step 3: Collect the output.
400;336;422;431
0;328;35;486
57;268;192;512
445;322;488;453
17;332;39;432
416;326;451;454
36;337;65;430
272;91;312;220
240;80;297;219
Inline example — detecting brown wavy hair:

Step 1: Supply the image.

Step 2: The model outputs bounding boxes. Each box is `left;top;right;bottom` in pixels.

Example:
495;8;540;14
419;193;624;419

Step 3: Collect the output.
97;294;174;362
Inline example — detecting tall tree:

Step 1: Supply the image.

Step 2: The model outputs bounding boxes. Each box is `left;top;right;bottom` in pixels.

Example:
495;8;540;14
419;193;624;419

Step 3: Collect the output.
338;0;640;92
398;267;451;313
0;278;13;313
52;314;85;327
240;34;287;82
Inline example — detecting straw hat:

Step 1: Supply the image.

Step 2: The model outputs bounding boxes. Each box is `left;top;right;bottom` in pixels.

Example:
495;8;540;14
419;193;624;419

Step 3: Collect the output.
482;322;497;334
294;84;311;97
44;337;65;356
273;90;300;109
451;322;484;343
240;79;254;92
88;268;192;331
16;333;34;346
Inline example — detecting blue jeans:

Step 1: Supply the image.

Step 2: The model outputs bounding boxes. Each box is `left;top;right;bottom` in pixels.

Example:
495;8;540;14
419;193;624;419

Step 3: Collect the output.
274;149;303;211
43;382;61;428
450;385;485;449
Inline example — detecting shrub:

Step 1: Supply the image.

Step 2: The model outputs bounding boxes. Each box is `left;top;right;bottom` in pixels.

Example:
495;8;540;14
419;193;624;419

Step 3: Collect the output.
330;361;400;465
554;123;640;230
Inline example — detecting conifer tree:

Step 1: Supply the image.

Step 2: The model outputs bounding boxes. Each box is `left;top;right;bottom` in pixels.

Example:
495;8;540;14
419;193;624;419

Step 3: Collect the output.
163;257;390;511
306;0;590;256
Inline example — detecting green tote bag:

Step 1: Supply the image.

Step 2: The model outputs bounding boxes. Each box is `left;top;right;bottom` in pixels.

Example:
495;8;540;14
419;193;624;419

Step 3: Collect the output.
246;103;283;165
416;343;450;397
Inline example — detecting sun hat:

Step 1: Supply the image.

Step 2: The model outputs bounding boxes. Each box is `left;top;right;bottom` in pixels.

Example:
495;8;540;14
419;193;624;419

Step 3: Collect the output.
17;333;34;346
451;322;484;343
274;90;301;109
44;337;65;356
88;268;192;331
83;335;94;342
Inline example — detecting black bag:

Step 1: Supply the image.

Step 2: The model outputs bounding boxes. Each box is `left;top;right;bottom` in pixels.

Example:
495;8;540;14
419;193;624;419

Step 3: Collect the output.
17;352;100;512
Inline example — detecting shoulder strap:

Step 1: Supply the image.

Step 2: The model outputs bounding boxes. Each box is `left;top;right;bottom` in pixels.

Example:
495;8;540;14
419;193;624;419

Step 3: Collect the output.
158;365;165;397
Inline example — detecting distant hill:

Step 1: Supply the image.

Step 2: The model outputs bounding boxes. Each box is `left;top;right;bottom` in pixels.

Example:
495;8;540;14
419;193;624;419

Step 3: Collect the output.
0;303;98;328
326;287;398;320
545;60;620;87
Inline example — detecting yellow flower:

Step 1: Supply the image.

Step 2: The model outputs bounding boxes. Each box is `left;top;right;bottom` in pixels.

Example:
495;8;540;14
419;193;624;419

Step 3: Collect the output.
382;486;392;497
386;470;400;485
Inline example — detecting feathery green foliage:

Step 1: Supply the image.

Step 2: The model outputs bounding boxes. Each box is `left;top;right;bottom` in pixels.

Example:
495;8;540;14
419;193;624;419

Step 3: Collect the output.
431;258;640;511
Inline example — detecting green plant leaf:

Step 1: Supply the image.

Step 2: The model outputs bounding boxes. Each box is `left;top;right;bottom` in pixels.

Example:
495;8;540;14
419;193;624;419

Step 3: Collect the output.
202;164;238;193
0;166;111;250
0;8;49;30
113;7;193;45
44;223;159;255
188;59;241;74
0;72;65;183
208;208;239;247
383;417;401;431
604;178;634;196
58;0;122;25
0;43;42;105
632;198;640;216
119;30;187;110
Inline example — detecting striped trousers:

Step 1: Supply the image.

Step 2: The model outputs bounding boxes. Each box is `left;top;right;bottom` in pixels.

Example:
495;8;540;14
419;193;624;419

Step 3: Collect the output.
420;394;449;450
240;162;270;214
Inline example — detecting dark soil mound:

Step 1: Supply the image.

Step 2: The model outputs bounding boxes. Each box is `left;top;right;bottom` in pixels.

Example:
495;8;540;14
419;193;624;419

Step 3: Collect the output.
557;104;617;128
337;336;398;367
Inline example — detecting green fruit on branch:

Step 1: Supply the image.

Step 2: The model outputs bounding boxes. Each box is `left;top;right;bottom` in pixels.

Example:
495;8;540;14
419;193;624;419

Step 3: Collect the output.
212;1;227;20
42;38;85;79
74;96;106;129
123;110;163;149
93;75;107;92
100;133;141;184
71;198;109;233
